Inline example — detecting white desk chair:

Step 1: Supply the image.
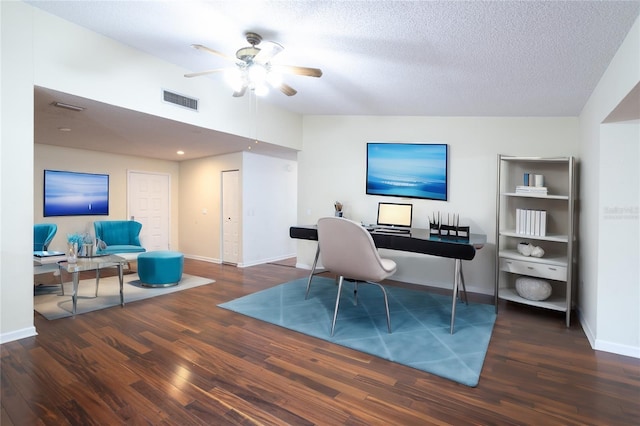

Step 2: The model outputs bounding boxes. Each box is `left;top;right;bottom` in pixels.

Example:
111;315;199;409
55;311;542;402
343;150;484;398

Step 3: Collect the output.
316;217;397;336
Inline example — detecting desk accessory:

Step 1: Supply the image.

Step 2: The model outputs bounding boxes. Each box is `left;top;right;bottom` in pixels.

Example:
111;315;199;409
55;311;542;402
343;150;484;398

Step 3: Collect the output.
34;250;65;257
429;212;469;240
334;201;343;217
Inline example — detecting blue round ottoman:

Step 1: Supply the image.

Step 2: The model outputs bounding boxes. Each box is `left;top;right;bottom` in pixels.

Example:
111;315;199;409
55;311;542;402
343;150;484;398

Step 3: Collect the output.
137;251;184;287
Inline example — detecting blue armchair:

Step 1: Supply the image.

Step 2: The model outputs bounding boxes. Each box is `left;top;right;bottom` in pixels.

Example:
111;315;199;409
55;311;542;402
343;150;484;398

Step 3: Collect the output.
34;223;57;251
94;220;146;255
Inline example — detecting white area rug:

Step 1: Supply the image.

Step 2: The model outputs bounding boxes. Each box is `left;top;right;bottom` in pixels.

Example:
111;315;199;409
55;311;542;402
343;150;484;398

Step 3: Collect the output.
34;273;214;320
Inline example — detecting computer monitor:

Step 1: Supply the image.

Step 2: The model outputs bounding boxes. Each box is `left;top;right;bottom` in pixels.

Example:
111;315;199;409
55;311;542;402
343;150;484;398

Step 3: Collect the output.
376;202;413;228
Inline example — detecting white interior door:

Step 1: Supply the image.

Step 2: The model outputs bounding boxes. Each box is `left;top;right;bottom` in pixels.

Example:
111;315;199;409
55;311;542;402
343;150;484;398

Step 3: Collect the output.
127;171;170;251
222;170;240;265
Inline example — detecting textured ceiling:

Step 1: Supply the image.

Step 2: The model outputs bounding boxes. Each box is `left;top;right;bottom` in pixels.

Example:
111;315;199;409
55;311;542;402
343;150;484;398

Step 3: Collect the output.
26;0;640;160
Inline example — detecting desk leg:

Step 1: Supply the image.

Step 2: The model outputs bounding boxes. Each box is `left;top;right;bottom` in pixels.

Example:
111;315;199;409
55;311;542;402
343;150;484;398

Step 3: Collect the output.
459;262;468;305
450;259;462;334
305;245;321;299
72;271;80;315
119;264;125;307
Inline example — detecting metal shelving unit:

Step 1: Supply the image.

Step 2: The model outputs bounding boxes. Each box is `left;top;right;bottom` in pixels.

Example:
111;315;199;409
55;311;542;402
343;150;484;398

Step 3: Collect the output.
495;155;576;326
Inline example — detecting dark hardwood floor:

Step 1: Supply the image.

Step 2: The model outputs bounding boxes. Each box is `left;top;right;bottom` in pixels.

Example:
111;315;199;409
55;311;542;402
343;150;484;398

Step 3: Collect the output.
3;259;639;425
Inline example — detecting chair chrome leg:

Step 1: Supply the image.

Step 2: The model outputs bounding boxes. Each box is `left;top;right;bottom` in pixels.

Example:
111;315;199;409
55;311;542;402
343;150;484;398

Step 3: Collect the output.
305;245;321;299
372;282;392;333
331;276;344;336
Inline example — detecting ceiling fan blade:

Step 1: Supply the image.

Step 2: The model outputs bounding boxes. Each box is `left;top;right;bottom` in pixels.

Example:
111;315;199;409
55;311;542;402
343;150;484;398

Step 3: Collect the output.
273;64;323;78
232;86;247;97
184;68;226;78
277;82;297;96
191;44;234;62
254;41;284;63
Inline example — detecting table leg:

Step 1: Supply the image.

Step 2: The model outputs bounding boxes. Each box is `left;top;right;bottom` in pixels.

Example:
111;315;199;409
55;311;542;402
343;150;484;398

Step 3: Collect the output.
118;263;125;307
459;262;469;305
72;271;80;315
305;244;321;299
95;268;101;297
450;259;462;334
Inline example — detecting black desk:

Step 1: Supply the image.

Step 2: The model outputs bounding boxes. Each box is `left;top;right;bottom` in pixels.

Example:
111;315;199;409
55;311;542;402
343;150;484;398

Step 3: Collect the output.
289;225;487;333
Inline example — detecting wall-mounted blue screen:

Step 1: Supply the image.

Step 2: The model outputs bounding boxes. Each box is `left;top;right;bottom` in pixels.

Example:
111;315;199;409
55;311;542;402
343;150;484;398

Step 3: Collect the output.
366;143;448;201
44;169;109;216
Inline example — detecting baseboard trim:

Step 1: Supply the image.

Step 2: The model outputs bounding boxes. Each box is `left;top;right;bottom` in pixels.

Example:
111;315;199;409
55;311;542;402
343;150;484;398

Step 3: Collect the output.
594;339;640;359
579;308;639;358
1;326;37;345
183;254;221;264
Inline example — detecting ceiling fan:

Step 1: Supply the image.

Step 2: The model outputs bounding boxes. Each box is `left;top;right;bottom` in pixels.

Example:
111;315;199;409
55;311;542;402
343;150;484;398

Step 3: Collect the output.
184;32;323;97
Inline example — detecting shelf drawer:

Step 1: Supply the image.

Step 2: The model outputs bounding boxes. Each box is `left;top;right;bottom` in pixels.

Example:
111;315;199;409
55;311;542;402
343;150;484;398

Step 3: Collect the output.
499;258;567;281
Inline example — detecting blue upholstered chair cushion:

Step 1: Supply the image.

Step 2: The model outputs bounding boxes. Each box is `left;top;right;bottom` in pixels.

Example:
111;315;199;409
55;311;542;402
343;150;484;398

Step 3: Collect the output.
34;223;57;251
94;220;146;254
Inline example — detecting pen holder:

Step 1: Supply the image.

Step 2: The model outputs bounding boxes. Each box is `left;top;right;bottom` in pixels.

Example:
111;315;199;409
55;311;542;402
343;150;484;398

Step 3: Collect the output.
429;222;440;235
454;226;470;240
440;224;456;237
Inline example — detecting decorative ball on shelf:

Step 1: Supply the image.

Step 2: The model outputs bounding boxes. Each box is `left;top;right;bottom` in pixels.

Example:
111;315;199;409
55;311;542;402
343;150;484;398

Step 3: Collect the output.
517;242;533;256
530;245;545;258
515;276;552;301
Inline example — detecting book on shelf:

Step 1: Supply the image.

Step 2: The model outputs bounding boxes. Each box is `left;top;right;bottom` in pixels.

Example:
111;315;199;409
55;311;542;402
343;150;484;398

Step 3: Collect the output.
540;210;547;236
515;185;548;195
514;208;547;236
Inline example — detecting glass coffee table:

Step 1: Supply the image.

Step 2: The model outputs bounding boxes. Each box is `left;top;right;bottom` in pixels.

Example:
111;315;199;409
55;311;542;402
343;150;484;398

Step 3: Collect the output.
57;254;127;315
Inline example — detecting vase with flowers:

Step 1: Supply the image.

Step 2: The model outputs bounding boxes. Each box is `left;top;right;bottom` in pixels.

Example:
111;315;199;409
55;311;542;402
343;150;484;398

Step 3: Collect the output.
67;233;84;263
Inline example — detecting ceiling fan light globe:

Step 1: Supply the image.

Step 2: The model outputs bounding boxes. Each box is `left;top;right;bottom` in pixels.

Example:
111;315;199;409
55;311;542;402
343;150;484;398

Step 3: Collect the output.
248;63;268;86
254;84;269;97
266;71;283;87
224;68;245;92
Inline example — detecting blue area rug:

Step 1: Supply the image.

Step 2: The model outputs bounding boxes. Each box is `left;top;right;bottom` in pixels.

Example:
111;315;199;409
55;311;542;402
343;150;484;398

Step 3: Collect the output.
219;277;496;387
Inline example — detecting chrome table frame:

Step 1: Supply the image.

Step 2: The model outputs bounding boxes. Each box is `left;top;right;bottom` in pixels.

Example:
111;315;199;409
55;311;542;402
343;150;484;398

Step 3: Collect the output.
57;255;127;315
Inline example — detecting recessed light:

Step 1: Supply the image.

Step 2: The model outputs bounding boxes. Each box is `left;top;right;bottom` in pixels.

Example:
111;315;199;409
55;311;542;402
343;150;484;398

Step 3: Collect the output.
177;150;185;155
58;127;71;132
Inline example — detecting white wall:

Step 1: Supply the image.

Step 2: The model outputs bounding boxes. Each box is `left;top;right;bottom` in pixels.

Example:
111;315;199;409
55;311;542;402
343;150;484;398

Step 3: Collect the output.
1;2;303;343
579;16;640;358
179;152;242;262
242;152;297;266
297;116;579;294
1;0;37;343
597;123;639;354
1;1;37;343
31;6;303;151
34;144;181;252
178;151;298;266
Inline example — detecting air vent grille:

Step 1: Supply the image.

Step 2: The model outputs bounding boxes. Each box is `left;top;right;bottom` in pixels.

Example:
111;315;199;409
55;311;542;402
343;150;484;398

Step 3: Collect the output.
162;90;198;111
